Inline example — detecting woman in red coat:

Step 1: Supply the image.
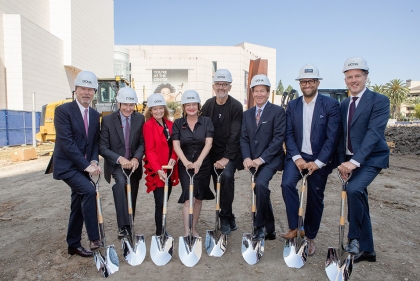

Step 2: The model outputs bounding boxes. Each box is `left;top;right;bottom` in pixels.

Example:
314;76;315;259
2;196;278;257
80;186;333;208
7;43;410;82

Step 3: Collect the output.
143;93;179;235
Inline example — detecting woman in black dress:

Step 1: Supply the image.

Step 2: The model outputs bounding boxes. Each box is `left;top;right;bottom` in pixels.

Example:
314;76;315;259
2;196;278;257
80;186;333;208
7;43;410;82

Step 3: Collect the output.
172;90;214;237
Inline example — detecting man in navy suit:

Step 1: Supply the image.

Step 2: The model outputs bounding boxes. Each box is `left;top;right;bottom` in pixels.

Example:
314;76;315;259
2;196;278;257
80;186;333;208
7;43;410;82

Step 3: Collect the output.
53;71;102;257
338;57;390;263
280;64;340;256
240;74;286;240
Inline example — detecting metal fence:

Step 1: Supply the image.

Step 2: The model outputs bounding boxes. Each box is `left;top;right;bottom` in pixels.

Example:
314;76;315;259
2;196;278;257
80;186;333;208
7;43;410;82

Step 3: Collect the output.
0;110;40;146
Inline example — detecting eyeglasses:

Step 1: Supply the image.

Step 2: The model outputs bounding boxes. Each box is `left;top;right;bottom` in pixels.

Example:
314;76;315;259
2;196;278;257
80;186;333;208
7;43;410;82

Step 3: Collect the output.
214;83;231;88
299;79;318;86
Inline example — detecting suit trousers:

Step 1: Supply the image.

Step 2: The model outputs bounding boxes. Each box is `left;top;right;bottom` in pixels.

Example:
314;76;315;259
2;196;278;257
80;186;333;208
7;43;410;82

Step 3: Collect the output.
281;153;328;239
153;182;172;235
254;165;277;233
63;171;99;248
211;160;236;220
111;167;140;229
345;158;381;252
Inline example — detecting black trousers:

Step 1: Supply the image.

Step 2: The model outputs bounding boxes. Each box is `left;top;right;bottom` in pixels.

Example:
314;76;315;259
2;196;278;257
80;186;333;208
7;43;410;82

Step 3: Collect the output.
210;159;236;220
153;181;172;235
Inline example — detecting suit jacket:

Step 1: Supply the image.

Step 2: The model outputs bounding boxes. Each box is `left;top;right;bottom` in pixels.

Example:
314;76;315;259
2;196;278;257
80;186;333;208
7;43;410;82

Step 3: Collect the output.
285;94;341;174
52;100;100;180
337;88;390;168
99;111;145;183
142;117;179;193
240;102;286;171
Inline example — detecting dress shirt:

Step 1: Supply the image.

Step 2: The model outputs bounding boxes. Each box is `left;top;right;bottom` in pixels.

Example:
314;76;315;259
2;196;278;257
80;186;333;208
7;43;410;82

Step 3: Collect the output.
76;99;89;125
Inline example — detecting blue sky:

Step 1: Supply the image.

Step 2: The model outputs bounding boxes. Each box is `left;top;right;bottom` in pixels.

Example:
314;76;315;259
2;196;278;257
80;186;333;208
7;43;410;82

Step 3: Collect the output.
114;0;419;90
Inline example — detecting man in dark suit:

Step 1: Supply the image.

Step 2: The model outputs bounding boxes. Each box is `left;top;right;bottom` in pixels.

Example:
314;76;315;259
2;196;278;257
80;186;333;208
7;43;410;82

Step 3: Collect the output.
280;64;341;256
99;87;145;239
240;74;286;240
337;57;390;263
53;70;102;257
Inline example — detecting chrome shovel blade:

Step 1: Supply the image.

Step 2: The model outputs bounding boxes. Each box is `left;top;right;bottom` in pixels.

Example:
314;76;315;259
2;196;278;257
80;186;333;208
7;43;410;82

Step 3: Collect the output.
93;251;110;278
205;230;227;257
178;236;202;267
150;234;174;266
104;245;119;274
121;234;146;266
241;233;264;265
283;238;308;268
325;247;353;281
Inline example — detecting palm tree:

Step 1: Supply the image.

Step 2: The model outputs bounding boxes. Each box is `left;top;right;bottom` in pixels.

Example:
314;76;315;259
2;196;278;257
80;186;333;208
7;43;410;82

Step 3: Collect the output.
370;84;385;94
384;79;410;118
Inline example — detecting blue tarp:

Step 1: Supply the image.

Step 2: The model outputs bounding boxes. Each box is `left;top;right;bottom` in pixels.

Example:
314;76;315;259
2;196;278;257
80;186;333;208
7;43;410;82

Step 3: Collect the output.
0;110;40;146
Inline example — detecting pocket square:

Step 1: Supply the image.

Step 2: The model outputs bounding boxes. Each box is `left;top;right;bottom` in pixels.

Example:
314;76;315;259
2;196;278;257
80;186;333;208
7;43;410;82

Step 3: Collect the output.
319;115;324;118
262;121;268;124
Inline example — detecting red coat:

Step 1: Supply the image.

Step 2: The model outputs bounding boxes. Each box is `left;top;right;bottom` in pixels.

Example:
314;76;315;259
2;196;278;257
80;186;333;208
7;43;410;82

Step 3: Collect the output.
143;118;179;193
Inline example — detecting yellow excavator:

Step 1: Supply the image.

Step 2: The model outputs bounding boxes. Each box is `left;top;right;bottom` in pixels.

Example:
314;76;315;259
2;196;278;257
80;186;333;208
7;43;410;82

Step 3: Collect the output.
36;76;145;142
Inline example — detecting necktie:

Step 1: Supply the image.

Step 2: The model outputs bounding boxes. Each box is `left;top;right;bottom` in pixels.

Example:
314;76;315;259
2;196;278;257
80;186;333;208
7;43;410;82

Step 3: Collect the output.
124;117;131;159
347;97;359;153
83;108;88;137
256;108;262;126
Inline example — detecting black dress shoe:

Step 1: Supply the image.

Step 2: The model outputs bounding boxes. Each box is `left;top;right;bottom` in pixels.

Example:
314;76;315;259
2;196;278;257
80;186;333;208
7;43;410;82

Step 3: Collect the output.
252;227;265;241
68;246;93;258
345;239;360;255
90;239;104;251
265;231;276;240
354;251;376;263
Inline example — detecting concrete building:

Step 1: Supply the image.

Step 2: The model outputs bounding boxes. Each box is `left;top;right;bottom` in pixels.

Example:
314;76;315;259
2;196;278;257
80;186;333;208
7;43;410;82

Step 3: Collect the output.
400;80;420;118
0;0;114;111
118;42;277;108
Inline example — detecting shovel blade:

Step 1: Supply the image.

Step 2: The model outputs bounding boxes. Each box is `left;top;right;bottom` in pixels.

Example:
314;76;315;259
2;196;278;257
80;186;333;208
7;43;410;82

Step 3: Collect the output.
150;234;174;266
104;245;119;274
93;251;111;278
178;236;202;267
121;234;146;266
283;237;308;268
325;247;353;281
241;233;264;265
205;230;227;257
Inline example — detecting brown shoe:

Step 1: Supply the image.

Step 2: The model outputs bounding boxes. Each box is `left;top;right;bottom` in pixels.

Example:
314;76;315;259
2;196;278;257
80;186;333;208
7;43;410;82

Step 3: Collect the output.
307;238;315;256
68;246;93;258
280;228;305;239
90;240;103;251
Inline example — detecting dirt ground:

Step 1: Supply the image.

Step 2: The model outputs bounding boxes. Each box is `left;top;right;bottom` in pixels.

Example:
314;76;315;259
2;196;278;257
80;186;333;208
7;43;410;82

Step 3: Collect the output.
0;148;418;281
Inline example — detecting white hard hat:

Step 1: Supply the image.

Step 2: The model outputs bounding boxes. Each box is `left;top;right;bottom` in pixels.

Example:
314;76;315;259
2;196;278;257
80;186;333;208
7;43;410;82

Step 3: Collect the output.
74;70;98;89
213;69;232;83
250;74;271;88
296;64;323;80
116;87;138;103
181;90;201;105
343;56;369;73
147;93;167;107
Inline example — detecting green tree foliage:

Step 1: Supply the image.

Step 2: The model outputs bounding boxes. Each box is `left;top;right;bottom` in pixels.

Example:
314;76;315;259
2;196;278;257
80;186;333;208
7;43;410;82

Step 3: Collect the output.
384;79;410;118
414;104;420;119
276;80;284;95
285;85;293;93
370;84;385;94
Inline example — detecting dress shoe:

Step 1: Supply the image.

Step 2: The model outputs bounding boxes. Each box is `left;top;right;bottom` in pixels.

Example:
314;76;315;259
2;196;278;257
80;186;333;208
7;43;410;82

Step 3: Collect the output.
307;238;315;256
220;219;232;235
90;239;103;251
252;226;265;240
68;246;93;258
229;215;238;231
345;239;359;255
354;251;376;263
280;228;305;239
265;231;276;240
118;226;130;239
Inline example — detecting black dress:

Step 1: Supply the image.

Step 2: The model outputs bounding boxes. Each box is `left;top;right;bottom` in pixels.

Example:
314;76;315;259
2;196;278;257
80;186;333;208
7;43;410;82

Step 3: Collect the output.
172;116;215;203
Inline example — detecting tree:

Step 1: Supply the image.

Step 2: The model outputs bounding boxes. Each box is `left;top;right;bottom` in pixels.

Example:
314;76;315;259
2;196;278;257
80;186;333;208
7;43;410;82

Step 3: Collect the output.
370;84;385;94
276;80;284;95
384;79;410;119
414;104;420;119
285;85;293;93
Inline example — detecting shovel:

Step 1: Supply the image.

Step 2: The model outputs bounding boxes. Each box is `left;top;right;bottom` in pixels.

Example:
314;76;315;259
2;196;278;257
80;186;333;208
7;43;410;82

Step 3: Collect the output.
91;175;119;277
241;167;264;265
121;167;146;266
283;170;309;269
325;171;354;281
179;169;202;267
150;165;174;266
205;166;227;257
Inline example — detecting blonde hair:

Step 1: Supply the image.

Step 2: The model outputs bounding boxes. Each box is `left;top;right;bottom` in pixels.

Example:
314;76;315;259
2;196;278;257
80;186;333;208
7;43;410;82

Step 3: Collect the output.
144;106;170;122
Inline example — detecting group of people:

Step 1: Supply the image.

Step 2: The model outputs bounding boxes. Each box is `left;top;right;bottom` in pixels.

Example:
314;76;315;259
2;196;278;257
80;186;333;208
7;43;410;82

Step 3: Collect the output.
52;56;389;266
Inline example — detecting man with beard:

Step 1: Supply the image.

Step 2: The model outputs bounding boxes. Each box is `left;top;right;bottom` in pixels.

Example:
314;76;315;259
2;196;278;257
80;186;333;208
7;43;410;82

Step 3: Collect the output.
201;69;243;235
280;64;340;256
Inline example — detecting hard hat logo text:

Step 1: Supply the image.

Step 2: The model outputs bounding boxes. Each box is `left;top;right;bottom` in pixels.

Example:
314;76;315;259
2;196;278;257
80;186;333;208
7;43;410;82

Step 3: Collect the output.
348;63;358;66
82;80;92;84
304;69;313;73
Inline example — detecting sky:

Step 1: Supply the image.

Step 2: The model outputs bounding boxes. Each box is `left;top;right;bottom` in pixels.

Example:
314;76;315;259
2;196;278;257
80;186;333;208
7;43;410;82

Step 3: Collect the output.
114;0;420;90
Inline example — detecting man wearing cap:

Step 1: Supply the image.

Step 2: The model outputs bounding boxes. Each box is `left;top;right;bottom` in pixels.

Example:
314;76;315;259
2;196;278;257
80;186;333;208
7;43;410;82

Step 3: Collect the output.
53;70;102;257
338;56;389;263
280;64;340;256
201;69;243;235
99;87;145;239
240;74;286;240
